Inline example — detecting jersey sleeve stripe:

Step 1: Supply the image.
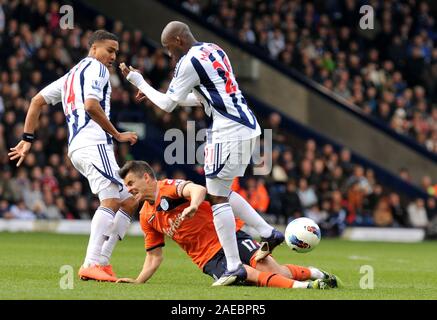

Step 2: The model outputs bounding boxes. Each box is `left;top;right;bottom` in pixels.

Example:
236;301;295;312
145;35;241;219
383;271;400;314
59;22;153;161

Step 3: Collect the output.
99;82;113;145
177;181;192;197
80;61;93;103
146;243;165;252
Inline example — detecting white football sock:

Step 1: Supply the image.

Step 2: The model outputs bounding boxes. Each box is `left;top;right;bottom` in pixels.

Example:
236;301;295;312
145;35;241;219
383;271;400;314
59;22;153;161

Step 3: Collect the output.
292;281;310;288
100;209;132;265
84;207;114;267
212;203;241;272
229;191;273;238
309;267;325;280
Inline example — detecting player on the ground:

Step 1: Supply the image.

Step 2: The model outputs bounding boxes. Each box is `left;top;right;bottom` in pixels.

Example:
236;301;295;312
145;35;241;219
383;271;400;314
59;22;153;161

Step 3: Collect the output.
115;160;340;289
8;30;138;282
119;21;284;286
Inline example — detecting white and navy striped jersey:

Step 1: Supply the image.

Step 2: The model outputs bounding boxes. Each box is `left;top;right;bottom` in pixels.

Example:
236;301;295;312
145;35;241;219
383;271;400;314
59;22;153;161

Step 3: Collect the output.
40;56;113;156
167;42;261;143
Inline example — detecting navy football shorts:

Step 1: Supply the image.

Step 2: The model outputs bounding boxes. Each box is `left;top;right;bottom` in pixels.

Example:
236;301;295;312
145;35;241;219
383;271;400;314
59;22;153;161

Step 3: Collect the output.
203;230;260;280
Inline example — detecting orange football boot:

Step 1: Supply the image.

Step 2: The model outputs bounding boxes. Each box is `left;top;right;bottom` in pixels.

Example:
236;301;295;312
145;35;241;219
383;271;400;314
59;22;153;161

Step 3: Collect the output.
78;265;117;282
101;265;116;277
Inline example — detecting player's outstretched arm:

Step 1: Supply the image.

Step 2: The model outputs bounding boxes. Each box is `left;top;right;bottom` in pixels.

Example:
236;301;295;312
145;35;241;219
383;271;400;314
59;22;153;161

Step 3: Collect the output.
8;93;46;167
180;182;207;219
117;247;163;284
84;98;138;145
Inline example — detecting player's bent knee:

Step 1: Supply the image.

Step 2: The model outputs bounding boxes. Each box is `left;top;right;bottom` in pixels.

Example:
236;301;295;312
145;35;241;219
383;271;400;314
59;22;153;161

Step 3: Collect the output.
121;196;138;216
100;198;121;213
208;194;228;205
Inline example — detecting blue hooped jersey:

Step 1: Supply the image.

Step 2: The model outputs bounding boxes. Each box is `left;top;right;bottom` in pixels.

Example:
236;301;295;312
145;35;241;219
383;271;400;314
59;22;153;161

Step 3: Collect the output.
167;42;261;143
40;56;113;155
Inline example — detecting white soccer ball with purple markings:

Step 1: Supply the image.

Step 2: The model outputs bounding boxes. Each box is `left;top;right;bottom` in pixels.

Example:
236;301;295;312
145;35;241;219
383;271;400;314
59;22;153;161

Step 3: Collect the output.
284;217;321;253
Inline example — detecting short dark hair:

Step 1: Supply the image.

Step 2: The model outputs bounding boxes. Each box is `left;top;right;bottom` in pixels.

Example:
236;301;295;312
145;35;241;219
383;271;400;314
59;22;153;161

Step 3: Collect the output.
88;30;119;48
119;160;156;180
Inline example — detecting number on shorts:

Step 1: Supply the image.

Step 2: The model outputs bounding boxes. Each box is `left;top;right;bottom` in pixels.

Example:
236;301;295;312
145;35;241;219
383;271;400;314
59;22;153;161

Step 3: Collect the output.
204;144;214;167
241;239;257;252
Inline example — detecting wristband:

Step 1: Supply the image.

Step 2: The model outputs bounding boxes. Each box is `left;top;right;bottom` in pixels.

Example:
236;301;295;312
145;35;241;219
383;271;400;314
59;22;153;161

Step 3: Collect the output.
22;133;35;143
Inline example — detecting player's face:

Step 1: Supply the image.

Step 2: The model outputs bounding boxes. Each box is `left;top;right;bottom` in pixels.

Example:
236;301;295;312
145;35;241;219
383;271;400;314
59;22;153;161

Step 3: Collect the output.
124;172;153;202
162;38;185;63
92;40;119;69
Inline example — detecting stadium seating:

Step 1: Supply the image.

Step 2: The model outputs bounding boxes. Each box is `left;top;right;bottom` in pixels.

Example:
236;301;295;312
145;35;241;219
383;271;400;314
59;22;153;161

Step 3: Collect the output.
172;0;437;154
0;0;435;235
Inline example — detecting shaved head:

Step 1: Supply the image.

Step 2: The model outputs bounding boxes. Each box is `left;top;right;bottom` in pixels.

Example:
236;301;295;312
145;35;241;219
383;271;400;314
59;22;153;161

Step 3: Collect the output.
160;21;197;61
161;21;193;45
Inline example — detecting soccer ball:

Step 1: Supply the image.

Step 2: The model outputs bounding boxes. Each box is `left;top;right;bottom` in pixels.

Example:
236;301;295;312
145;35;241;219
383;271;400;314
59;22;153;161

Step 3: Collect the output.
284;217;321;253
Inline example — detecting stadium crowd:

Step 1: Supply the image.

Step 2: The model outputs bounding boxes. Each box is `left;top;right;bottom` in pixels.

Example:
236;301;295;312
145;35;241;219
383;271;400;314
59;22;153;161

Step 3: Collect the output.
177;0;437;154
0;0;436;236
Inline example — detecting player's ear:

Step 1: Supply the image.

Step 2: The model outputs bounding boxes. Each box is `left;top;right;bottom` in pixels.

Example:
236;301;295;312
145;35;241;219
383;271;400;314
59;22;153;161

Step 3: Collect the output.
143;172;150;182
90;43;97;55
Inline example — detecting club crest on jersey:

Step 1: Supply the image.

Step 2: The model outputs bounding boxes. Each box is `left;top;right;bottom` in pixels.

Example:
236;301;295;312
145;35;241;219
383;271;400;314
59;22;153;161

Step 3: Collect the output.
160;198;169;211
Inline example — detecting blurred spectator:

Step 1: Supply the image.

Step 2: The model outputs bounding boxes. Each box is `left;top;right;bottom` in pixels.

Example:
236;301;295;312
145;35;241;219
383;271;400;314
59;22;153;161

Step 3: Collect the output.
297;178;318;209
320;191;347;237
305;204;328;226
407;199;429;228
43;191;62;220
238;177;270;214
0;199;13;219
373;197;394;227
280;179;303;223
10;200;35;220
389;192;408;227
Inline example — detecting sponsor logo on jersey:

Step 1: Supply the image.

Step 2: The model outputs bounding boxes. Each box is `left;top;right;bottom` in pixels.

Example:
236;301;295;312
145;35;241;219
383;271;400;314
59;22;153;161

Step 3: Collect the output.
163;213;184;238
91;80;102;91
160;198;169;211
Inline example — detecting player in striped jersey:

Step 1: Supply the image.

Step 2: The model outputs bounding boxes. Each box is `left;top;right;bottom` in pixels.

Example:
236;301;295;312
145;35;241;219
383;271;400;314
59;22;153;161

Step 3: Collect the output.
8;30;138;282
120;21;284;286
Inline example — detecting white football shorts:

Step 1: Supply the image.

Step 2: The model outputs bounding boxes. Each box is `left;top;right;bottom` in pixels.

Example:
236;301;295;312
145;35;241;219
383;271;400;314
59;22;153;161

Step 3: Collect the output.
205;137;257;197
70;144;131;201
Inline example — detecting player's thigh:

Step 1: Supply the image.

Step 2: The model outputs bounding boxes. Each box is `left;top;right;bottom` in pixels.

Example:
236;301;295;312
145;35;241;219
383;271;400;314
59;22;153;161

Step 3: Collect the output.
204;139;255;197
120;195;138;215
203;250;227;280
202;231;260;279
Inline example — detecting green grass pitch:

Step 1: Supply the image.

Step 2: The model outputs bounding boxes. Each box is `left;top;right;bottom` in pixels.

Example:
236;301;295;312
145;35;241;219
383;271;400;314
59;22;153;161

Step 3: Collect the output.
0;232;436;300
